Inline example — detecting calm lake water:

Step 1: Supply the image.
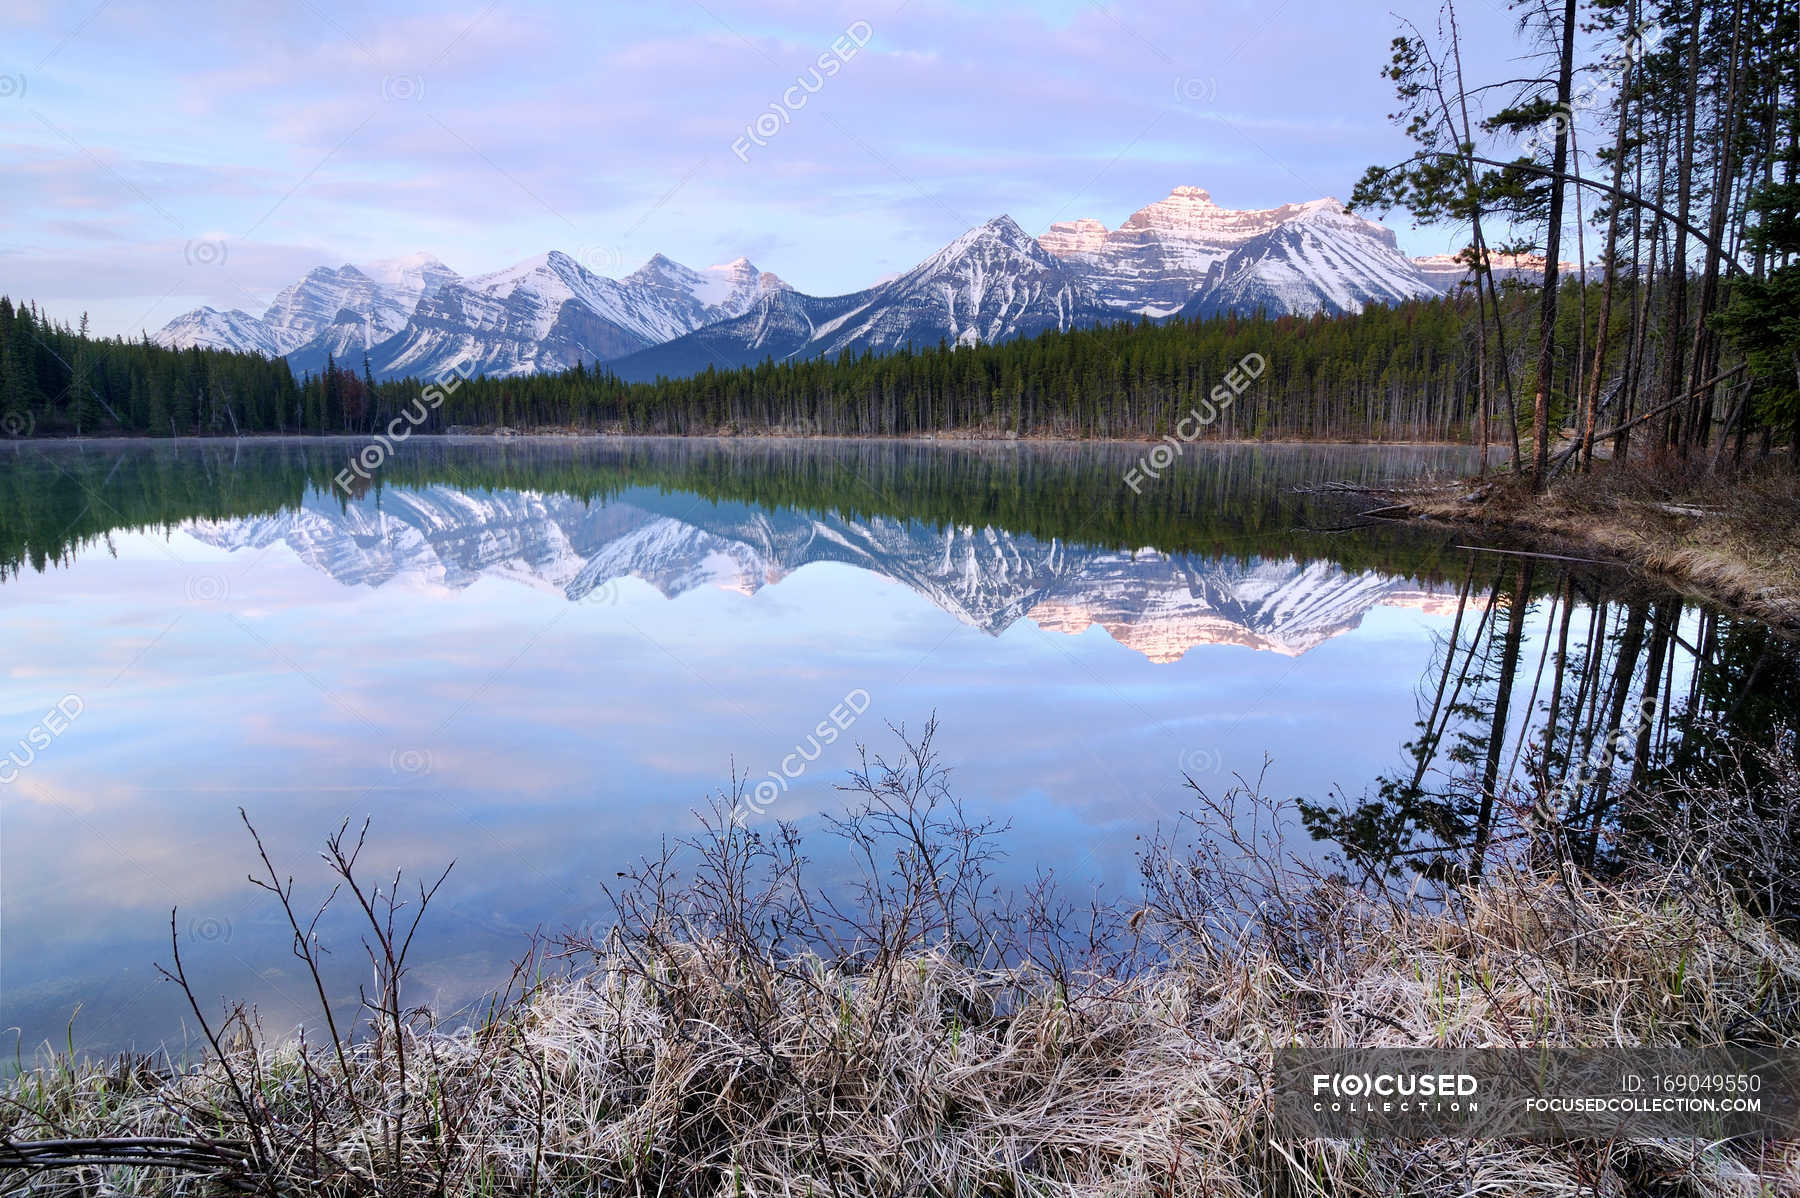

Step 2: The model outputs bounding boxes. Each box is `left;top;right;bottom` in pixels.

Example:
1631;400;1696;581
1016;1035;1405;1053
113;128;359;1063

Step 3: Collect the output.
1;436;1767;1054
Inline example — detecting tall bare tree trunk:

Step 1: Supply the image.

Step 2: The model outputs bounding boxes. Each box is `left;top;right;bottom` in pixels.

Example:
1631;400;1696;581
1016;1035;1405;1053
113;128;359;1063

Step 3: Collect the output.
1661;0;1704;452
1448;3;1524;471
1583;33;1638;471
1628;601;1678;791
1688;0;1747;448
1531;0;1580;487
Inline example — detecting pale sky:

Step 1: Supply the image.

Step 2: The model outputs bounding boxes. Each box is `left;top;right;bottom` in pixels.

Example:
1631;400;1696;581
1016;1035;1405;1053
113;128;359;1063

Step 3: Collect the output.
3;0;1526;338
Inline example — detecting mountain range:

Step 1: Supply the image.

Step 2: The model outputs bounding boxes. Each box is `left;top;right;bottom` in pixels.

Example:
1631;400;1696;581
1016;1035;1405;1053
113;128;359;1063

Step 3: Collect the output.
182;482;1458;662
1409;250;1578;292
155;187;1520;385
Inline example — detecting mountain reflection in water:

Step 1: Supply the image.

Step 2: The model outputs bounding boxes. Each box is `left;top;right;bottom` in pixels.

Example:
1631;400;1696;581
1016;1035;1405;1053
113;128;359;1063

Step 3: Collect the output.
183;480;1464;661
2;436;1500;1053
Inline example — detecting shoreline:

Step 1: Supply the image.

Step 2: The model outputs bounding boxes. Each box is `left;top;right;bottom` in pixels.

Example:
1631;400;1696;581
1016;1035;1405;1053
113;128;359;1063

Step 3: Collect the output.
1371;467;1800;635
5;428;1477;451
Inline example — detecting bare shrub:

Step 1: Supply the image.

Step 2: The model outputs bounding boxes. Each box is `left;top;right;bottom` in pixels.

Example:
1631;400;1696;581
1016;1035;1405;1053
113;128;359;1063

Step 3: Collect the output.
1616;724;1800;929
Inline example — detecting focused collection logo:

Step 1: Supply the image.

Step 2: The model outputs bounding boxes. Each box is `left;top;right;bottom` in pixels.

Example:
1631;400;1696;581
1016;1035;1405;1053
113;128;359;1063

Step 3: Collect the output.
1310;1071;1480;1113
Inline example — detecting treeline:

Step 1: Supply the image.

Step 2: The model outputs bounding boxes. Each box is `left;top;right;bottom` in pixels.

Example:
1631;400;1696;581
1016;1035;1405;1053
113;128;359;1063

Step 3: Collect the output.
0;297;300;438
2;293;1497;442
399;299;1480;441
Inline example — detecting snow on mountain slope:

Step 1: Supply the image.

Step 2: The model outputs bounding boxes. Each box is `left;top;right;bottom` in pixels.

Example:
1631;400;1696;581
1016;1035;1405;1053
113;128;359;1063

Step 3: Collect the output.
354;251;791;381
1040;186;1322;315
156;255;461;362
152;186;1433;382
600;289;871;380
279;257;463;374
152;307;289;356
1043;187;1434;320
357;253;460;307
364;261;653;381
259;264;420;353
610;216;1107;381
154;250;785;380
622;254;789;329
820;215;1103;354
282;309;391;377
1179;199;1436;319
181;482;1457;662
1410;250;1576;293
468;252;644;339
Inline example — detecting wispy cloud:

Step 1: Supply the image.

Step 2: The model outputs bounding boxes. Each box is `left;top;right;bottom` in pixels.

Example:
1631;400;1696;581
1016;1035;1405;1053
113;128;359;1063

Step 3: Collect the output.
4;0;1518;336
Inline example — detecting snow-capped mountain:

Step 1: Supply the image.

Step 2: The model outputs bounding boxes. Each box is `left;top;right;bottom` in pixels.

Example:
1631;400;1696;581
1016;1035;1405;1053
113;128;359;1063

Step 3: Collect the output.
1409;250;1576;292
601;289;864;379
182;481;1455;661
283;309;396;378
857;215;1102;351
1041;187;1435;319
156;250;788;381
608;216;1108;381
261;261;434;352
153;306;292;357
367;251;658;381
1180;199;1437;319
160;256;464;364
1041;186;1310;315
355;251;791;381
356;251;462;309
153;186;1447;383
621;255;791;335
159;255;462;370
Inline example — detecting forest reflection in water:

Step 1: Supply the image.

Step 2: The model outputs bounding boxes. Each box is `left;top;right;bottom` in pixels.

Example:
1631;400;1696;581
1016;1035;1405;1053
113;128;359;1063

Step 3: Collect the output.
1304;549;1799;926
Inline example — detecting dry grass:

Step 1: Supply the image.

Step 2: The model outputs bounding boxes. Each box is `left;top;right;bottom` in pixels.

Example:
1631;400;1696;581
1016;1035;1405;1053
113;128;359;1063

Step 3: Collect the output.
1397;458;1800;635
5;731;1799;1197
7;869;1797;1195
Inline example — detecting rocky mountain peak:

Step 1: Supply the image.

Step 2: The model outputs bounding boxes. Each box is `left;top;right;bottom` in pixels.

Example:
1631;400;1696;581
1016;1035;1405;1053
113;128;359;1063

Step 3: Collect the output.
1038;217;1109;257
1121;185;1224;229
1039;186;1429;317
153;186;1442;383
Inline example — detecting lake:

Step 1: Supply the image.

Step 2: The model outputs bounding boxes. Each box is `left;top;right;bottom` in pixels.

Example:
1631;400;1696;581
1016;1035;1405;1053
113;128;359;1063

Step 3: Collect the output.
0;436;1778;1054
